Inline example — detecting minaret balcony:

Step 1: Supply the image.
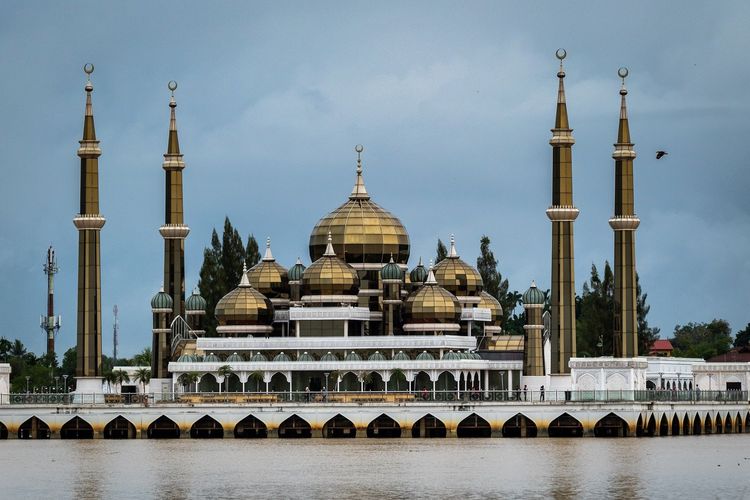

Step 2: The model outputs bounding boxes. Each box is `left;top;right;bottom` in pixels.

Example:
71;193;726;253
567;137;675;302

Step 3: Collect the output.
77;140;101;158
612;144;636;160
162;155;185;170
73;214;106;231
549;129;575;146
609;216;640;231
546;205;580;221
159;224;190;239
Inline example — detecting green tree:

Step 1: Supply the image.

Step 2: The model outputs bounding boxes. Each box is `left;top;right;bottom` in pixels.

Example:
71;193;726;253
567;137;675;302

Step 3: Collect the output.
733;323;750;348
435;238;447;264
0;337;12;361
10;339;27;358
61;347;76;380
475;236;521;333
246;234;261;268
198;229;225;335
133;347;152;366
672;320;733;359
222;217;247;287
636;274;661;355
576;263;614;357
112;369;130;392
217;364;233;392
133;367;152;395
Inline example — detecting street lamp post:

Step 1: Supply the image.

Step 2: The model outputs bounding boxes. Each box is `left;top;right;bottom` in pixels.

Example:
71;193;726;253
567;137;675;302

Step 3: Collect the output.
55;376;60;392
597;336;603;357
63;374;68;393
25;376;30;394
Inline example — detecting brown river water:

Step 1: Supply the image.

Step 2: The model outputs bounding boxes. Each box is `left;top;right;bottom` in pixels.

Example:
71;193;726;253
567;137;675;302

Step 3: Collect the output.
1;435;750;499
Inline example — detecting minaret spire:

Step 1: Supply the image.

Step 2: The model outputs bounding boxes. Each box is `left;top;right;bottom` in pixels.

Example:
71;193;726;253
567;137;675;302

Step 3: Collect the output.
609;67;639;358
546;49;579;374
73;63;106;383
349;144;370;200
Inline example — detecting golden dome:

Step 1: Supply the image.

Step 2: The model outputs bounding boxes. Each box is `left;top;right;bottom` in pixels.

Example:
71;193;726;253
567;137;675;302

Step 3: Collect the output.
302;233;360;297
309;148;409;265
215;270;274;326
478;291;503;326
402;266;461;325
246;238;289;299
433;236;483;297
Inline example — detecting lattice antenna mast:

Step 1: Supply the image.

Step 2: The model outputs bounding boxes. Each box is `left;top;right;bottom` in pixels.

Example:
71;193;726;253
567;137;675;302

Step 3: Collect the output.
40;246;62;356
113;305;119;364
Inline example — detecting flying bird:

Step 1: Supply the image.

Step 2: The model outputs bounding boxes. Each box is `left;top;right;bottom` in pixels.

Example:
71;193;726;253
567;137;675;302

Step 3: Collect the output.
656;150;668;159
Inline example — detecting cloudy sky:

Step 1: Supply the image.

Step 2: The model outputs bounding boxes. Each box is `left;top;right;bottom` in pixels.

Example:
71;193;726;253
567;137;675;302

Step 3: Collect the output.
1;1;748;357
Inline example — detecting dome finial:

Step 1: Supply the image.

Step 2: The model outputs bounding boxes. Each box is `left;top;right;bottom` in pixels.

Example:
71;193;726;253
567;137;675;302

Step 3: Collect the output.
324;231;336;257
350;144;369;200
616;67;632;143
425;259;438;285
448;234;458;258
531;280;537;288
263;236;274;261
240;261;250;286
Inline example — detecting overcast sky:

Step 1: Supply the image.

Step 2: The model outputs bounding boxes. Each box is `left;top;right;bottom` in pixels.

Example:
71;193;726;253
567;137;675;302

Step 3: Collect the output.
1;1;748;358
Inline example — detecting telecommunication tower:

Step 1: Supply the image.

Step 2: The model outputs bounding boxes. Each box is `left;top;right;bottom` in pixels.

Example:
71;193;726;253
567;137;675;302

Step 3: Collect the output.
40;246;61;356
113;305;119;364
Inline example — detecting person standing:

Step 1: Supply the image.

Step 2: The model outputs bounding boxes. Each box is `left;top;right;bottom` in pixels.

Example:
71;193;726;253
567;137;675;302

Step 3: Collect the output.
540;385;545;402
523;385;528;401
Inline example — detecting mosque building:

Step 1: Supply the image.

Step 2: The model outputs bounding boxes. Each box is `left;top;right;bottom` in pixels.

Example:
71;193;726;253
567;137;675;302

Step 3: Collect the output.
71;51;657;397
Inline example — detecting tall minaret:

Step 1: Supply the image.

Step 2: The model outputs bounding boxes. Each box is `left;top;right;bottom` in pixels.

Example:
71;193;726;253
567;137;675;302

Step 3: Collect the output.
159;81;190;320
73;64;105;381
546;49;579;374
610;67;639;358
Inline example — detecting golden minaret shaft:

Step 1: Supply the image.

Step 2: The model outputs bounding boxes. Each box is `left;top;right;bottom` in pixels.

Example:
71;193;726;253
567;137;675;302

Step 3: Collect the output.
610;68;639;357
159;81;189;319
73;64;105;378
546;50;578;374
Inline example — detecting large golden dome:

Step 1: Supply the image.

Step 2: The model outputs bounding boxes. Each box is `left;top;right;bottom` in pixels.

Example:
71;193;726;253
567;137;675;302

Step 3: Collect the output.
215;271;274;326
302;233;360;297
309;148;409;265
246;238;289;299
433;236;484;297
402;267;461;325
478;291;503;327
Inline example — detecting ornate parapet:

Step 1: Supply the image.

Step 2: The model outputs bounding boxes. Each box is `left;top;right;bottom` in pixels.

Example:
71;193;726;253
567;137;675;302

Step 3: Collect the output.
159;224;190;239
549;128;575;146
612;143;636;160
546;205;579;222
77;139;101;158
608;216;640;231
73;214;106;231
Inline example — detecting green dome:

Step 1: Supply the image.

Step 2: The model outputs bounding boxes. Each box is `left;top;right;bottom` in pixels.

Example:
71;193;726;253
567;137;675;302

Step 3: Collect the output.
393;351;410;361
321;351;339;362
442;350;461;360
273;352;291;362
203;352;220;363
409;258;428;285
345;351;362;361
250;352;268;362
368;351;386;361
471;352;482;360
226;352;244;362
416;350;434;361
522;281;545;305
298;352;315;362
185;289;207;312
288;258;307;281
381;256;403;280
151;288;173;311
177;353;196;362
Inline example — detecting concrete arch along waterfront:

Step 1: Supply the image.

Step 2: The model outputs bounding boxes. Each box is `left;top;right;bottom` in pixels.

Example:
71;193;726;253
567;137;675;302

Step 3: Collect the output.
746;412;750;433
658;414;669;436
366;414;401;438
724;413;733;434
704;414;713;434
502;413;537;438
670;414;680;436
692;414;702;435
456;413;491;438
60;416;94;439
548;413;583;438
735;412;744;433
147;416;180;439
323;414;356;438
103;416;137;439
411;414;446;438
18;416;51;439
646;414;657;437
234;415;268;438
682;414;691;436
594;413;629;438
635;415;645;437
0;421;7;439
715;414;724;434
190;415;224;439
278;415;311;438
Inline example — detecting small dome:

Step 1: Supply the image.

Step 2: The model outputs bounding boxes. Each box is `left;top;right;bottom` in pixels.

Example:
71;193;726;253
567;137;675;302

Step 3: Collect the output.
402;267;461;325
368;351;386;361
226;352;244;362
185;289;207;312
409;257;428;285
288;257;307;282
215;268;274;326
151;287;173;311
246;238;290;299
298;352;315;362
177;353;196;362
416;351;434;361
273;352;291;362
250;352;268;362
381;255;403;280
320;351;339;362
302;233;360;297
478;291;503;326
345;351;362;361
471;352;482;360
433;236;483;297
204;352;220;363
393;351;410;361
522;281;545;305
442;350;461;360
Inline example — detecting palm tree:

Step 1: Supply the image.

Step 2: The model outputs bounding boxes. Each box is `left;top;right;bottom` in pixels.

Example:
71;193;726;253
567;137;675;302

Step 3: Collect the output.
10;339;27;358
112;370;130;393
103;371;117;393
249;371;264;392
391;369;406;391
179;372;200;392
133;367;151;396
217;365;232;393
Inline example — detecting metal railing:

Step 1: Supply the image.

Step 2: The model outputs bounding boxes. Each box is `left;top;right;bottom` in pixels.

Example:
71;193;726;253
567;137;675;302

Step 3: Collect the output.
1;389;747;406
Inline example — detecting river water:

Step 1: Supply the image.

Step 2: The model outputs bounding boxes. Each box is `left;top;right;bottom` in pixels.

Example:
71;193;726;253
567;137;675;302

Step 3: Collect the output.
2;435;749;499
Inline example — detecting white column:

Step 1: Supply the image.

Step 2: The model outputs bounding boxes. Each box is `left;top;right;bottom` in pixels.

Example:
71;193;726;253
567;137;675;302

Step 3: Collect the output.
295;321;300;337
344;321;348;337
483;370;489;394
507;370;512;392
